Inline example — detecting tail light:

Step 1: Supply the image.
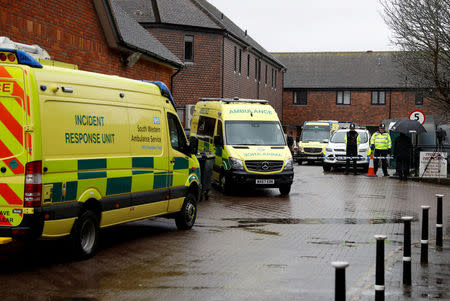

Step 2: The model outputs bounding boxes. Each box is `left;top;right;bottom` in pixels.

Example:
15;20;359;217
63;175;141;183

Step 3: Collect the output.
24;161;42;207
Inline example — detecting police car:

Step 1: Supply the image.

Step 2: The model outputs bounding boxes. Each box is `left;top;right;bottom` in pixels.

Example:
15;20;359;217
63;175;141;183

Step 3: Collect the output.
323;128;371;172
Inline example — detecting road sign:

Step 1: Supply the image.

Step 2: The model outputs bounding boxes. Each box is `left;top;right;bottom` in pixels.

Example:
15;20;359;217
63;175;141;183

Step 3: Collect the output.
409;110;425;125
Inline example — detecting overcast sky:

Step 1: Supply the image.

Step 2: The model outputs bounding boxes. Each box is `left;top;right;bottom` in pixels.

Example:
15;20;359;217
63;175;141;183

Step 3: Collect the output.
208;0;396;53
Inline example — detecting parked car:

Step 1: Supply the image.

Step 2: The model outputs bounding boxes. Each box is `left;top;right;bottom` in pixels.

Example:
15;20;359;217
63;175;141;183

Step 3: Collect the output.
323;128;371;172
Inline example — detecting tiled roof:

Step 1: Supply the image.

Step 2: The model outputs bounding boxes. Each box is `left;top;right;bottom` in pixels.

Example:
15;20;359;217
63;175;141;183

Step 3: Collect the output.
101;0;183;67
116;0;285;69
272;52;406;89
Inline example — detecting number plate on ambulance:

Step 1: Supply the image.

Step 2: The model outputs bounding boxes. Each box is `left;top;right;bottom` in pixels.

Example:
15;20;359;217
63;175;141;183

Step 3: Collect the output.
256;179;275;184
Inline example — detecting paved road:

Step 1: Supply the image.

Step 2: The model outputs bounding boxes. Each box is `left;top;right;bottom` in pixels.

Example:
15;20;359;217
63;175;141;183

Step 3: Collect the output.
0;165;448;300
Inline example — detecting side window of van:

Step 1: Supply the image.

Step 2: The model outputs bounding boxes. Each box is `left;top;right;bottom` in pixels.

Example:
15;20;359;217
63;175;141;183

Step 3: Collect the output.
197;115;216;142
168;113;187;153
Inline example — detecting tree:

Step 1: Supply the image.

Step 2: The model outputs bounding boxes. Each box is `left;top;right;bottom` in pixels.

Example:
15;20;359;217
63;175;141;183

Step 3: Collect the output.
380;0;450;118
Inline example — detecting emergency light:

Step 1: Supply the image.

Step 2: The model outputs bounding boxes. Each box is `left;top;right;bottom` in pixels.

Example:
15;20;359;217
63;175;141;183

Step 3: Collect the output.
0;48;43;68
143;80;176;109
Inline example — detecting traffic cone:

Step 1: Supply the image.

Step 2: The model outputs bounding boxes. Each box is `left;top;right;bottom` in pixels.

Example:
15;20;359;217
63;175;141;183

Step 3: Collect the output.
366;153;377;177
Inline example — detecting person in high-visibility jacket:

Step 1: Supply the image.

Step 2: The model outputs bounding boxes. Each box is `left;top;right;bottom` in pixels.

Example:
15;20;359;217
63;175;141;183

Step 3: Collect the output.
344;123;361;175
370;123;392;176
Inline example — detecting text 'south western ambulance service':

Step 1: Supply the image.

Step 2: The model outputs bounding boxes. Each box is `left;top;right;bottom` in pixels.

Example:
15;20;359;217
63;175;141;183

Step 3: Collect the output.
190;98;294;195
0;38;201;258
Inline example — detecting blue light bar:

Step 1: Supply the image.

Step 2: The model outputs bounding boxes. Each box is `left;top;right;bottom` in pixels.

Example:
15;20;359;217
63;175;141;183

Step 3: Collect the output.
143;80;176;109
0;48;42;68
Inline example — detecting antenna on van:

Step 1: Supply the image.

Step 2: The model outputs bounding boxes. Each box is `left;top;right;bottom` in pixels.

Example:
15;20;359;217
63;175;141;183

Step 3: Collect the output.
0;37;50;60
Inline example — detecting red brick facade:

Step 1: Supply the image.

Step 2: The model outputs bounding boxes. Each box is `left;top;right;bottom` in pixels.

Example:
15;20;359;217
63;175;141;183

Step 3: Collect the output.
146;28;284;122
283;89;442;137
0;0;174;84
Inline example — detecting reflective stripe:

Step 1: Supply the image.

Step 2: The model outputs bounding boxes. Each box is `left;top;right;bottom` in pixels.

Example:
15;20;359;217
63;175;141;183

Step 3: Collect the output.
436;224;443;228
403;257;411;262
375;285;385;291
421;240;428;244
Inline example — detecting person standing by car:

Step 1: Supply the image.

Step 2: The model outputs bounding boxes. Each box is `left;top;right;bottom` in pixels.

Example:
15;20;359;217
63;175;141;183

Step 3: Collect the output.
344;123;361;175
370;123;392;176
394;132;412;180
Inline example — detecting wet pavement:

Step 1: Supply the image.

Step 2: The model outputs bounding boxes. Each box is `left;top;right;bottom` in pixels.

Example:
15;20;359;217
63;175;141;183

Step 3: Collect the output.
0;164;449;300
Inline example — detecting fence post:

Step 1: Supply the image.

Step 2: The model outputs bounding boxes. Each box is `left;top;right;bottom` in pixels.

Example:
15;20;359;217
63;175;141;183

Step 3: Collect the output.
420;205;430;264
436;194;443;248
374;235;387;301
332;261;349;301
402;216;413;285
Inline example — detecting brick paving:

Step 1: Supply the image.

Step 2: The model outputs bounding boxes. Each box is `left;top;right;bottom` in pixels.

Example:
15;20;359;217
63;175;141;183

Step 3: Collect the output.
0;164;448;300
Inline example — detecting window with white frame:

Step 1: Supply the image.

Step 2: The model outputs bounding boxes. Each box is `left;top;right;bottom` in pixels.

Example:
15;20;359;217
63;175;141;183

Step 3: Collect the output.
336;91;351;105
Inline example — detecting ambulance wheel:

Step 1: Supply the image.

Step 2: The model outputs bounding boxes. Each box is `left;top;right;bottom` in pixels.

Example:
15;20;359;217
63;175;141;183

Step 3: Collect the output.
219;173;232;195
71;210;99;259
323;163;331;172
297;159;303;165
279;184;291;196
175;193;197;230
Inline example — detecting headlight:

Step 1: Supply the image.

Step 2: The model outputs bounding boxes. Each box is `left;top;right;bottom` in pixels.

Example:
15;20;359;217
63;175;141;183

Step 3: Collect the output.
284;158;293;170
326;147;333;152
229;157;244;170
359;148;368;153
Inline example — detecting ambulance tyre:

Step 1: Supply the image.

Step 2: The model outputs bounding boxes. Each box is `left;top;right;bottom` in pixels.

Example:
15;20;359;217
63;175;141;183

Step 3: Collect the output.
279;184;291;196
71;210;99;259
219;173;232;195
323;163;331;172
175;193;197;230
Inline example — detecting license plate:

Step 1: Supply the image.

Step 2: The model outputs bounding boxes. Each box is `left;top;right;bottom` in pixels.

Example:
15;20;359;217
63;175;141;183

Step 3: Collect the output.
256;179;275;184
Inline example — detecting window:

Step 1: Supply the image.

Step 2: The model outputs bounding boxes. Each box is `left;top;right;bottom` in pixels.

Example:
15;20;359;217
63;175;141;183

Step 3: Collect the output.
234;46;237;72
336;91;351;105
216;120;223;142
294;90;307;105
197;115;216;143
274;70;277;88
258;60;261;82
184;35;194;62
238;48;242;74
247;54;250;77
254;58;258;80
271;68;274;87
265;65;268;85
415;90;424;105
168;113;188;153
371;91;386;105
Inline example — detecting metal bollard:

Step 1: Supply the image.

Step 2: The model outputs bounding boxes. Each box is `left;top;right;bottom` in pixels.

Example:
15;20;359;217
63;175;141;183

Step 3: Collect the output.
436;194;443;247
374;235;387;301
402;216;413;285
421;206;430;264
331;261;349;301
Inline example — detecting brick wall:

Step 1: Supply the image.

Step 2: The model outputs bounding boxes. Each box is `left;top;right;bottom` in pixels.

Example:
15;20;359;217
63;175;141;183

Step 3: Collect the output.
0;0;174;84
222;38;283;119
283;89;442;127
146;28;223;107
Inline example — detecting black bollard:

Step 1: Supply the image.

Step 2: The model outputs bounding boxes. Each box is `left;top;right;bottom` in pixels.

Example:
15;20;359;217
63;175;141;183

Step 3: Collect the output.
332;261;349;301
436;194;443;247
421;205;430;264
374;235;387;301
402;216;413;285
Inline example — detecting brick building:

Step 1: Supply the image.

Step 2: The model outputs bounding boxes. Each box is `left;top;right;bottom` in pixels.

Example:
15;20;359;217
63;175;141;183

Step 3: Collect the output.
117;0;285;127
0;0;182;87
272;52;444;138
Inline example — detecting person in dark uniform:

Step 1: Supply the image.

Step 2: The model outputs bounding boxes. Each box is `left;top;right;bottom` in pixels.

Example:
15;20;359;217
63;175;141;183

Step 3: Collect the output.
344;123;360;175
394;132;412;180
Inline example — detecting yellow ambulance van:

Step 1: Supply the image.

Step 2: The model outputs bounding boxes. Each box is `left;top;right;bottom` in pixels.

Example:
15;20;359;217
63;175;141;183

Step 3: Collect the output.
190;98;294;195
297;120;339;164
0;40;200;258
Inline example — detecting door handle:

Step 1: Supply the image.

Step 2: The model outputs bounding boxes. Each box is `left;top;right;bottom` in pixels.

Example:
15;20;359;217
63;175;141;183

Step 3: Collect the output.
170;159;175;164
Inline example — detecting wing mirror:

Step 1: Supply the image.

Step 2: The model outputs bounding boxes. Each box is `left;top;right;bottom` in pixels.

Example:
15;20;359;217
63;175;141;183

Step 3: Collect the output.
189;136;198;155
213;135;223;147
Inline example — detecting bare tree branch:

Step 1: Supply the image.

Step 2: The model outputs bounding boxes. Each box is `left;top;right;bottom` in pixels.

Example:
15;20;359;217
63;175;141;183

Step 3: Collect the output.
380;0;450;119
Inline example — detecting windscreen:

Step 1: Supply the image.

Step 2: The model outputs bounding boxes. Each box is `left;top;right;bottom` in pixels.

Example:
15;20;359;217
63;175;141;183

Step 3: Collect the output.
301;125;330;142
331;131;369;143
225;121;285;145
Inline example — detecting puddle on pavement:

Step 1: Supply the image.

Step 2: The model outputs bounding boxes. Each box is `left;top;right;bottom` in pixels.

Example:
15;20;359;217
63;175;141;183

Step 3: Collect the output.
308;239;402;246
263;264;287;269
224;217;418;225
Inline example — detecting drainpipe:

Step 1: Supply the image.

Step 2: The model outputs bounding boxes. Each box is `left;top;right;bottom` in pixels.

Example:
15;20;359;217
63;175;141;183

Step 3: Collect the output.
388;90;392;119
